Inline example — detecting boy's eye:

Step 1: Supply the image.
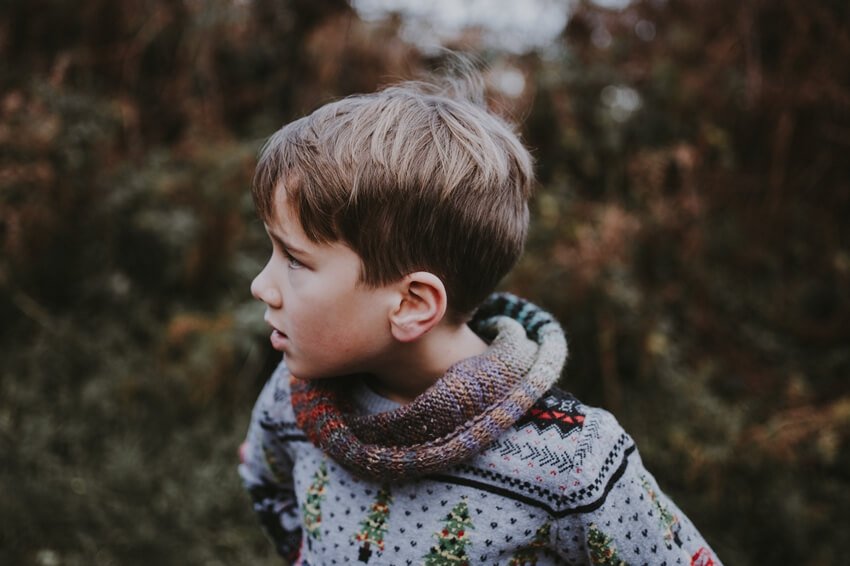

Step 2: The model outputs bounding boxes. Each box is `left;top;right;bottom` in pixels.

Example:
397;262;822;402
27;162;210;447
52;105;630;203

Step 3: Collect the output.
285;251;303;269
266;231;305;269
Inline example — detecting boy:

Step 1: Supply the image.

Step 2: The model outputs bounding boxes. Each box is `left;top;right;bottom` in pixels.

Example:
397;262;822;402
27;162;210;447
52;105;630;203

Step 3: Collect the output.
239;75;722;566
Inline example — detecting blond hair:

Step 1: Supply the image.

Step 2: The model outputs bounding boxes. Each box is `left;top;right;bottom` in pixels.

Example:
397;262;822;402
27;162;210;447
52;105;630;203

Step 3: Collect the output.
253;75;534;319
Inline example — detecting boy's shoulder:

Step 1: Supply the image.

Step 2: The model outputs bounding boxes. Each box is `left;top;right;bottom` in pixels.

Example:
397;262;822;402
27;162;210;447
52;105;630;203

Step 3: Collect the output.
439;387;636;516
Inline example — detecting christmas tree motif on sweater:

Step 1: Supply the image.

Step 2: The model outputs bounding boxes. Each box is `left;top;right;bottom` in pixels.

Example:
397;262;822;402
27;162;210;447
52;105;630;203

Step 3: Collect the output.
691;547;716;566
261;440;287;482
587;524;629;566
508;521;551;565
353;486;393;563
301;459;329;547
640;476;682;550
422;498;474;566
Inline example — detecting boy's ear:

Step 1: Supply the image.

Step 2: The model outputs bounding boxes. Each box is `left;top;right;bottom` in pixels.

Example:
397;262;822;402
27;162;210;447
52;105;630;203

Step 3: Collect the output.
389;272;448;343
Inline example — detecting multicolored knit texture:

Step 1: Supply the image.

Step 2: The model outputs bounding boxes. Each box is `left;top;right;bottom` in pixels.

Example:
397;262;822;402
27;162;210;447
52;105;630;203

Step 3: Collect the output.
290;293;568;482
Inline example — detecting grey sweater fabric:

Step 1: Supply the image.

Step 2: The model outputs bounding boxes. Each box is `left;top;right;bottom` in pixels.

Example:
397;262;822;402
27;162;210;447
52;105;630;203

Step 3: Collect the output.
239;297;722;566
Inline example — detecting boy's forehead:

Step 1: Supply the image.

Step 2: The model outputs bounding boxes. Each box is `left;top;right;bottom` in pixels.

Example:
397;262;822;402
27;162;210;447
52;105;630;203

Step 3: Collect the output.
271;186;303;228
259;189;302;242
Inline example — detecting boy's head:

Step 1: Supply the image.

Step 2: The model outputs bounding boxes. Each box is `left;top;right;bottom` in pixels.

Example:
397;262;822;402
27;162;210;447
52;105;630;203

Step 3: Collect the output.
253;76;534;322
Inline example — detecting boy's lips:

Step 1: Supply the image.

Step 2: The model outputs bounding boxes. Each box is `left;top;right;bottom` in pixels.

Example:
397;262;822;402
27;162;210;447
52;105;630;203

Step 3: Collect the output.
264;317;289;351
270;329;289;351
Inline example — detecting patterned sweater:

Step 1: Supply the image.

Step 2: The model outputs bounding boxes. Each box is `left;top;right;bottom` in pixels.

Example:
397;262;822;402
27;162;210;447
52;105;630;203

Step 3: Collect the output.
239;294;722;566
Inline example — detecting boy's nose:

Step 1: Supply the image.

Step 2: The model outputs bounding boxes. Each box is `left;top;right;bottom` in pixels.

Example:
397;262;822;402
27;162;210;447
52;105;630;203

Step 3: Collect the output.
251;267;282;308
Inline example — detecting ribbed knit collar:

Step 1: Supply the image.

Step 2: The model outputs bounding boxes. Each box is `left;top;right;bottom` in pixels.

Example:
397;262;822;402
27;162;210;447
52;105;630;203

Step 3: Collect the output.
290;293;568;482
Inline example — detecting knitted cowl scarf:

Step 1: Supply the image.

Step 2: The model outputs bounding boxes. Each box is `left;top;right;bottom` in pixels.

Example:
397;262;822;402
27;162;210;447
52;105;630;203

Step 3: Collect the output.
290;293;568;482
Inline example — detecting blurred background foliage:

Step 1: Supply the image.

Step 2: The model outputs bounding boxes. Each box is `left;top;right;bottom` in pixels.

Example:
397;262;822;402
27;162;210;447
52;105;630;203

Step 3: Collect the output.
1;0;848;564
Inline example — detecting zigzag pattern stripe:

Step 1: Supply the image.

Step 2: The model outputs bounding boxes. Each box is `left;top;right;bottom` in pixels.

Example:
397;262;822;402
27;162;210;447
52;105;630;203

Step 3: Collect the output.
538;444;574;473
573;416;599;467
432;441;636;518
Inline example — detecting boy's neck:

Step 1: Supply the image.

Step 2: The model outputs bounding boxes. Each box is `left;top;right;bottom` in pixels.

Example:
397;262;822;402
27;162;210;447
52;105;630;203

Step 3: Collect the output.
365;322;488;405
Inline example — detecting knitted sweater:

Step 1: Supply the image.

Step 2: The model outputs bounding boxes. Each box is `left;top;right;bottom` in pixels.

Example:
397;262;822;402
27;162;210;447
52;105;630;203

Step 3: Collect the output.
239;294;722;566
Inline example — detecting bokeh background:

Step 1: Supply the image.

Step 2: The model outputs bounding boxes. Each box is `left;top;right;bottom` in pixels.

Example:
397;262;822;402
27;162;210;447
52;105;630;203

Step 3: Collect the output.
2;0;848;564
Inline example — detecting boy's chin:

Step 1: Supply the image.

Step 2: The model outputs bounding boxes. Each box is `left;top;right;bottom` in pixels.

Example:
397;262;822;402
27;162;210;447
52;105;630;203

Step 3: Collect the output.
285;359;339;381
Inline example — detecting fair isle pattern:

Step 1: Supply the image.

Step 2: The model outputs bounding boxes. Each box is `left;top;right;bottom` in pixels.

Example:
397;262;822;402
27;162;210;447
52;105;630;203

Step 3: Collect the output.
240;295;726;564
290;293;568;482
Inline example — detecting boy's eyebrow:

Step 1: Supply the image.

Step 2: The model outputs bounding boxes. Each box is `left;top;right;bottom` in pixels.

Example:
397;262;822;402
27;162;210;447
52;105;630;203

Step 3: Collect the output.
265;225;310;256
